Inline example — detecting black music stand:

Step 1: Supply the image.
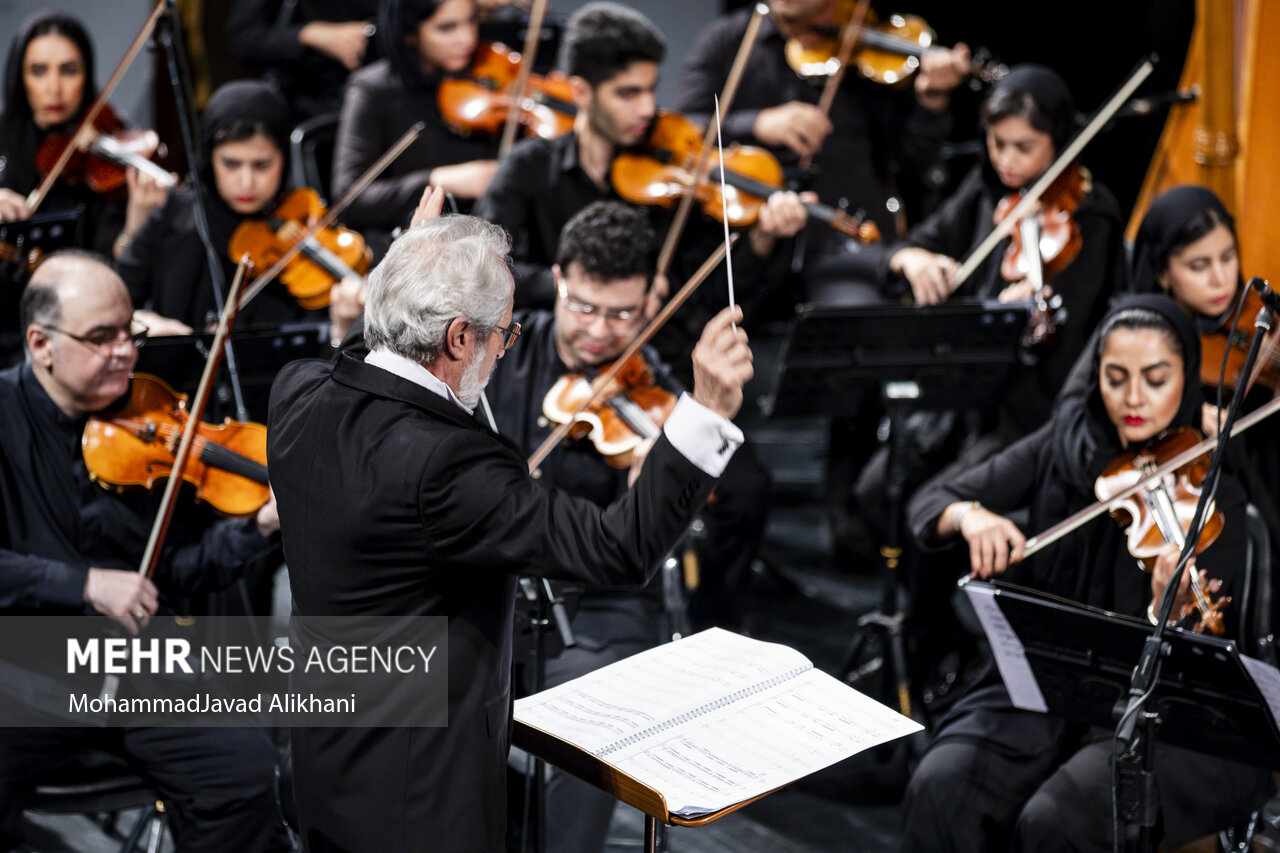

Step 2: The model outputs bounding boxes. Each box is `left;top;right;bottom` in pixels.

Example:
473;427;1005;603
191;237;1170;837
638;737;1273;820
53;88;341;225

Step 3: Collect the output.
764;301;1030;726
1;209;83;364
135;322;330;422
961;578;1280;769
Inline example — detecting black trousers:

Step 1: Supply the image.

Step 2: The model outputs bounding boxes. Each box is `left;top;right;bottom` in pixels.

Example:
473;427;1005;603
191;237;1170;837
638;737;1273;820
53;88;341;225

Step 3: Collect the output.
0;725;291;852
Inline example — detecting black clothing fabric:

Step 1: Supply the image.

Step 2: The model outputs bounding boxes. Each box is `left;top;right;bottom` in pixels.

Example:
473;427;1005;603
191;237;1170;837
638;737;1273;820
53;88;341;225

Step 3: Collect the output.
268;351;724;853
668;7;952;240
0;363;287;851
902;296;1272;851
332;60;498;242
225;0;380;121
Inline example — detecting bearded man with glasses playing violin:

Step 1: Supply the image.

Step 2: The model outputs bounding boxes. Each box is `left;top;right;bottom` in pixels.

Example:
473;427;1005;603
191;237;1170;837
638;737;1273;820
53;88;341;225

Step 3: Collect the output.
481;200;770;853
0;250;290;852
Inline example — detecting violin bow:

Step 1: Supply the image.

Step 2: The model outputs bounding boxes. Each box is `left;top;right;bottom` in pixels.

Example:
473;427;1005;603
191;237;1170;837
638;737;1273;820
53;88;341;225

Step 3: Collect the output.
654;3;767;281
138;255;252;580
713;96;737;326
497;0;550;158
237;122;424;310
947;57;1156;296
1022;393;1280;558
526;236;737;473
26;0;167;213
799;0;872;171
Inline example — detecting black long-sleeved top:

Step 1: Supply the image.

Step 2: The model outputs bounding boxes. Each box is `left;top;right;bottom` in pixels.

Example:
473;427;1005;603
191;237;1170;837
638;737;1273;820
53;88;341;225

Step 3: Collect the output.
668;8;952;238
0;363;278;613
884;165;1126;435
225;0;380;119
332;60;498;243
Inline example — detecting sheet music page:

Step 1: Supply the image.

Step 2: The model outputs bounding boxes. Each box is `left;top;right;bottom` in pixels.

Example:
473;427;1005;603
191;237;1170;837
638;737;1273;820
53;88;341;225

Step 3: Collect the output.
515;628;813;754
1239;654;1280;729
604;668;922;817
964;583;1048;713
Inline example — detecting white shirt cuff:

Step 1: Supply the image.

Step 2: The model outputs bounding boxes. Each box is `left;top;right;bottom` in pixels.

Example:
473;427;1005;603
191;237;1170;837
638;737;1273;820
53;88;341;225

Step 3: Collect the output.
662;393;744;477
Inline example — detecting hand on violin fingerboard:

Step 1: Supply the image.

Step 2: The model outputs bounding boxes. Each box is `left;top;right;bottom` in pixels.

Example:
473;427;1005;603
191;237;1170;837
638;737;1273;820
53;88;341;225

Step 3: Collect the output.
914;43;971;111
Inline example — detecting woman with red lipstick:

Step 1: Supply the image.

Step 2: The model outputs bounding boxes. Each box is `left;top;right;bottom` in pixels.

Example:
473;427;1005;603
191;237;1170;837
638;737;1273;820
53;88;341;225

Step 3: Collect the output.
332;0;500;251
0;11;170;259
900;295;1272;853
115;80;362;344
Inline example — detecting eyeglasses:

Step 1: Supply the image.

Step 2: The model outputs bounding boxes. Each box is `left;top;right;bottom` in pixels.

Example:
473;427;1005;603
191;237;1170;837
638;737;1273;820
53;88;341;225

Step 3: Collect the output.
42;320;149;354
557;281;642;324
492;320;521;351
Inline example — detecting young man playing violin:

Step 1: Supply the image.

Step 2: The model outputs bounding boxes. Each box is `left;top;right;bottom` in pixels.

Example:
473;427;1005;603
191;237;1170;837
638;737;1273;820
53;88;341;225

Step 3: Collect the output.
0;252;290;852
473;1;809;345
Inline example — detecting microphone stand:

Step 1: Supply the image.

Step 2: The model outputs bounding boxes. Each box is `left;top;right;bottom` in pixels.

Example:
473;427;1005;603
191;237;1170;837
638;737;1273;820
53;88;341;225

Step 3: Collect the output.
153;0;249;422
1113;283;1276;853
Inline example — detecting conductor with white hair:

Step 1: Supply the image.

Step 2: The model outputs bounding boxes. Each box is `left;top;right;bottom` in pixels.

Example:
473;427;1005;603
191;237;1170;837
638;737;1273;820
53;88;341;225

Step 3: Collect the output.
267;214;753;853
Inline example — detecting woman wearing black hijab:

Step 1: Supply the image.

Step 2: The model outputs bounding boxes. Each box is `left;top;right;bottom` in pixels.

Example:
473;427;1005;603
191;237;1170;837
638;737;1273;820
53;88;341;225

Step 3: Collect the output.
901;295;1272;852
116;80;362;340
331;0;499;247
0;11;169;258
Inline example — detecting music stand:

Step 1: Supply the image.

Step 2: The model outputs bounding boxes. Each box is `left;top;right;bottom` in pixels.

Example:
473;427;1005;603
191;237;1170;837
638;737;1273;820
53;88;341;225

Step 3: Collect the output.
1;209;83;364
135;321;330;422
963;578;1280;794
764;301;1030;724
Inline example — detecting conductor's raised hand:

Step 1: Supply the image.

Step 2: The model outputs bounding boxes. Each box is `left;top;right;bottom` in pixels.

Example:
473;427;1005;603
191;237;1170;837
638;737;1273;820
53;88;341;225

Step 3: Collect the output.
690;305;752;420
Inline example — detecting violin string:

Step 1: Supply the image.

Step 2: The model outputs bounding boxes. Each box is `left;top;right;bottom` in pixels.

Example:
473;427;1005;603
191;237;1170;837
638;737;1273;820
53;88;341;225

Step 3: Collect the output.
713;95;737;330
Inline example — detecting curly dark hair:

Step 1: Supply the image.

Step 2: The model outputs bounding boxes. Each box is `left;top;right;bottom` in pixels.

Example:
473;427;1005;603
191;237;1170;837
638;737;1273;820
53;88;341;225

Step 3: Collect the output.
562;2;665;88
555;201;654;284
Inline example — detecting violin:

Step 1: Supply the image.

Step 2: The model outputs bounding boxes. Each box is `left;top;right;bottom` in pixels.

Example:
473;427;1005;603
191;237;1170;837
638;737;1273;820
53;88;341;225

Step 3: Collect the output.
541;353;678;469
994;163;1088;348
34;103;176;198
1200;282;1280;393
227;187;371;310
612;111;881;243
82;373;270;518
437;42;576;141
782;3;1006;87
1094;427;1229;635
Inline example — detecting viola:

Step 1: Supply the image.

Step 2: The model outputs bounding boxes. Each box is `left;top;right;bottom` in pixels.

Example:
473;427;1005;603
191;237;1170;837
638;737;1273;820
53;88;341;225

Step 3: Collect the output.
782;3;1006;86
541;353;678;469
1094;427;1229;635
611;111;880;243
34;103;176;198
1200;281;1280;393
82;373;270;518
227;187;371;310
437;42;576;141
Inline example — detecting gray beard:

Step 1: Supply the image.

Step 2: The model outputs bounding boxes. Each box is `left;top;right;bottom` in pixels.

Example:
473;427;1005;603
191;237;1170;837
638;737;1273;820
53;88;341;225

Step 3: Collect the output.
456;346;490;411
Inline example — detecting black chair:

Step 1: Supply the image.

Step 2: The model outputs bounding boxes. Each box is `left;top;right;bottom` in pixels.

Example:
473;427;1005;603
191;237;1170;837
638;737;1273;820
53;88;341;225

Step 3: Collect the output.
1239;503;1276;666
24;751;168;853
289;112;341;206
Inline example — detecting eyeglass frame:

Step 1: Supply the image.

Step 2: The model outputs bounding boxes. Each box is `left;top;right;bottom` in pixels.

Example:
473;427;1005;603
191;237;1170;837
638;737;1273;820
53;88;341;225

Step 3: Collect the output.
556;279;644;324
490;320;521;351
41;319;149;354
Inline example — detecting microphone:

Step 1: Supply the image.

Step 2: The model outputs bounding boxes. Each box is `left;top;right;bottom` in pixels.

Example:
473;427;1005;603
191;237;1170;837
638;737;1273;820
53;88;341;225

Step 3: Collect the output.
1250;277;1280;313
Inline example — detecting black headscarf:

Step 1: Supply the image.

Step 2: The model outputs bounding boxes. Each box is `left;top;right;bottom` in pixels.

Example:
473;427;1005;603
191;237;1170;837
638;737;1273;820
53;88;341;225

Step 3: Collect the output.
1130;185;1237;297
379;0;450;95
979;64;1076;192
1048;293;1202;498
0;12;97;191
195;80;292;245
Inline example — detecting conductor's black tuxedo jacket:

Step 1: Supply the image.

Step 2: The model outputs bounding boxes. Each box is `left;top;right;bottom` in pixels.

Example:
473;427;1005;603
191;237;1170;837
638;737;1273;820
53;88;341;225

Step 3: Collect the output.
268;352;720;852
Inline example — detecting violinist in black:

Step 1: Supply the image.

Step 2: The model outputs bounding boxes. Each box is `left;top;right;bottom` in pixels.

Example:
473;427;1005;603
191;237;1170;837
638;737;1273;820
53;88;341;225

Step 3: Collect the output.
901;296;1272;853
0;253;289;853
0;11;170;259
332;0;500;247
116;80;363;343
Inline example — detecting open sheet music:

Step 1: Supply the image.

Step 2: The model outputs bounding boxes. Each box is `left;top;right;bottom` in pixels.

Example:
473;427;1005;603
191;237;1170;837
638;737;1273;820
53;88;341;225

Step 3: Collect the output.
514;628;922;818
